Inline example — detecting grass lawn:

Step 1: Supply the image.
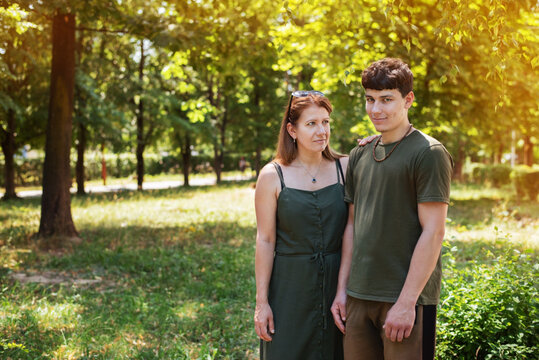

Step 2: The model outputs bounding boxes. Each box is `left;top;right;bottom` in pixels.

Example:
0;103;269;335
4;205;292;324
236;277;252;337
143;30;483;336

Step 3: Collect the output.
0;181;537;359
447;183;538;260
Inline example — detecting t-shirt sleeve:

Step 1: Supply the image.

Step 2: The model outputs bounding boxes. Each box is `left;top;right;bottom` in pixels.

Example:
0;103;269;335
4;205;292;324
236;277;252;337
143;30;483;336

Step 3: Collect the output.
416;144;453;204
344;146;362;203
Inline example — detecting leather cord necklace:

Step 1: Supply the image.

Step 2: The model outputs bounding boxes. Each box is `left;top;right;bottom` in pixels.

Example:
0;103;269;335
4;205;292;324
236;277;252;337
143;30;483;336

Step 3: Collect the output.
372;124;413;162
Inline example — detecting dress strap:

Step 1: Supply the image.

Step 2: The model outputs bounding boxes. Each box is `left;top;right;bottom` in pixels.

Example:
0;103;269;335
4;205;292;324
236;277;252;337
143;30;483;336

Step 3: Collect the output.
335;159;345;186
272;162;285;190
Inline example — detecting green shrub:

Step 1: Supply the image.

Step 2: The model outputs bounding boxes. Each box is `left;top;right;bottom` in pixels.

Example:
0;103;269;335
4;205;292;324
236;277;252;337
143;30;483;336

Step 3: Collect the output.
437;245;538;359
512;167;539;201
472;164;512;187
0;157;43;187
489;165;512;187
471;164;486;184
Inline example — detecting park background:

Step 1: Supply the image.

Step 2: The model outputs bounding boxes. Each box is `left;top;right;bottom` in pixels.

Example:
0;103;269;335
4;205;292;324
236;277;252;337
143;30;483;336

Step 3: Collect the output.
0;0;538;359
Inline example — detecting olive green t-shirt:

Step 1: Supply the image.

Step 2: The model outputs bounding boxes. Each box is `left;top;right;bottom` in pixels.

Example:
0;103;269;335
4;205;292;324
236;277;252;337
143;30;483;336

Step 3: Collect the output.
344;130;453;305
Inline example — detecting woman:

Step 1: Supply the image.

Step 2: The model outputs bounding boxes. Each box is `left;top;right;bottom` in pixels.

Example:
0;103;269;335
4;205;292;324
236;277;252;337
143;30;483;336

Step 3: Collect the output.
254;90;352;359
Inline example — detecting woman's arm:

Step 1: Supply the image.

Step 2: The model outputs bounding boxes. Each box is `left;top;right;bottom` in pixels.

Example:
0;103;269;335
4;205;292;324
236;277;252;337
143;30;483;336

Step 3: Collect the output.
331;202;354;334
254;164;279;341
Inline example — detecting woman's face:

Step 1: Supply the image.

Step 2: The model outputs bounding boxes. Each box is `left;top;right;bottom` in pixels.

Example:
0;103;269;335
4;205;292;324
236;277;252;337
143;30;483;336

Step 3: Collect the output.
287;105;331;154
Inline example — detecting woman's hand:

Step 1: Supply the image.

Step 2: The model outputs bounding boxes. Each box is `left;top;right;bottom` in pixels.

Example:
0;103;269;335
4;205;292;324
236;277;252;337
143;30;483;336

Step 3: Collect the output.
357;134;378;146
330;290;347;334
254;302;275;341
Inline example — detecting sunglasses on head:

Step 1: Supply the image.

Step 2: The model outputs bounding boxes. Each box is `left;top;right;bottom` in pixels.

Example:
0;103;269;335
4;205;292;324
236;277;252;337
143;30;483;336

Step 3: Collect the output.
286;90;325;123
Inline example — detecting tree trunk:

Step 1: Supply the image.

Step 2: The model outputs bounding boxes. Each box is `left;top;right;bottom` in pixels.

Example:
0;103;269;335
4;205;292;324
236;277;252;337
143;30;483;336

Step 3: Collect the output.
1;108;18;200
214;96;228;184
101;143;107;185
494;141;503;164
136;40;145;191
523;135;534;166
76;121;87;195
75;30;86;195
213;143;222;183
253;83;262;178
255;144;262;178
38;12;78;243
181;132;191;187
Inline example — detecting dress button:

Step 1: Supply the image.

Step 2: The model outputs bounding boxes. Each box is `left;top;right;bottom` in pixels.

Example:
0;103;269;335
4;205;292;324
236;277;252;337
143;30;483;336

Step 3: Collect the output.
313;192;317;197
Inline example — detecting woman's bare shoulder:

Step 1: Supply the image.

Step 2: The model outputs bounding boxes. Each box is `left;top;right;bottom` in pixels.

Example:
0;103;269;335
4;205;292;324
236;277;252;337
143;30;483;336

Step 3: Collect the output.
336;156;349;178
339;155;349;168
256;162;281;190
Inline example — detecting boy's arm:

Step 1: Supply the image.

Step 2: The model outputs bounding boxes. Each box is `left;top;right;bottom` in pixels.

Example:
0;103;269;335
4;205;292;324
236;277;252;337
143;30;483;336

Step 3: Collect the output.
383;201;447;342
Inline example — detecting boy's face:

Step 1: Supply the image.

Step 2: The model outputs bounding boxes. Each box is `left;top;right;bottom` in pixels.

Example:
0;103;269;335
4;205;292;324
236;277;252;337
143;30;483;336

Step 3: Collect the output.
365;88;414;137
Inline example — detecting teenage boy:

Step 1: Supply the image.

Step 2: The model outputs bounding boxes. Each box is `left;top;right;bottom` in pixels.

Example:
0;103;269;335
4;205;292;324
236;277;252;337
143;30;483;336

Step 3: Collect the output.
331;58;453;359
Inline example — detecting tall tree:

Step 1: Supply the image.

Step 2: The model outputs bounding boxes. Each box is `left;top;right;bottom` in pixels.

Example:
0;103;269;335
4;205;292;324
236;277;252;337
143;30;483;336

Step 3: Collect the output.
38;11;78;242
135;40;146;190
0;4;48;199
162;48;213;186
0;107;17;199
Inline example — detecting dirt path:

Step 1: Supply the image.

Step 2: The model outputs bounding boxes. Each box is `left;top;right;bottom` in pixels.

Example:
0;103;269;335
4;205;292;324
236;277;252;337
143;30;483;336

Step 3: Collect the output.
2;174;254;198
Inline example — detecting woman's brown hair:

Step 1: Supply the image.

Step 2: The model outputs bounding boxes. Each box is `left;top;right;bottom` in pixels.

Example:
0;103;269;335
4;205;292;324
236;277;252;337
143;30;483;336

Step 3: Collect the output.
274;93;343;165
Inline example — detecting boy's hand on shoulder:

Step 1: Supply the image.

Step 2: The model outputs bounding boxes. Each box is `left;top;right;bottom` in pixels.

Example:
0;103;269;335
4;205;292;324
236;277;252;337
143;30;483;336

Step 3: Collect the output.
357;135;378;146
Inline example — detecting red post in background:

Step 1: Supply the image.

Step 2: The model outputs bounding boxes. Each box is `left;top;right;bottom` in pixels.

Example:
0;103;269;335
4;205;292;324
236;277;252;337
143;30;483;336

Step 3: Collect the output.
101;143;107;185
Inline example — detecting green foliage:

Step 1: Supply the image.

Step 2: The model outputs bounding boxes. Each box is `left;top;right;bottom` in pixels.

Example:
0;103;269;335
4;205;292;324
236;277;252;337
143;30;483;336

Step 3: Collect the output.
0;2;50;151
3;0;538;193
512;167;539;201
471;164;512;187
278;0;539;164
438;244;538;359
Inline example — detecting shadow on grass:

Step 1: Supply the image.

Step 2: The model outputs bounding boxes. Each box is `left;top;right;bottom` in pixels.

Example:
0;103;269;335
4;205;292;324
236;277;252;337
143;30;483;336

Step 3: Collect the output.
1;220;257;359
0;180;256;248
0;196;41;209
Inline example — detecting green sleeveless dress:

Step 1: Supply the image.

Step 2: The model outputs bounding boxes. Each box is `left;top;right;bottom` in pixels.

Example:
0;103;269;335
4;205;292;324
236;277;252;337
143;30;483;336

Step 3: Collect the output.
261;160;347;360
